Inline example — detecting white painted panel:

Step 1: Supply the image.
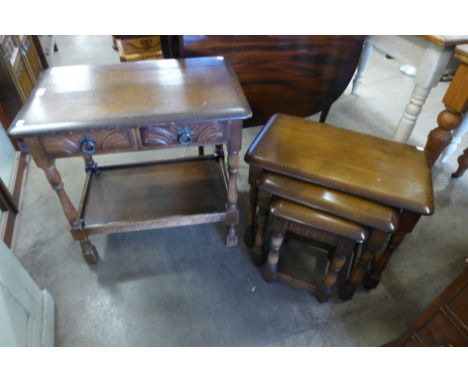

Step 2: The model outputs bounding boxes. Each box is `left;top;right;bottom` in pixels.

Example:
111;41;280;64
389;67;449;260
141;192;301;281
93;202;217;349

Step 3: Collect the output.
0;240;55;346
0;288;29;346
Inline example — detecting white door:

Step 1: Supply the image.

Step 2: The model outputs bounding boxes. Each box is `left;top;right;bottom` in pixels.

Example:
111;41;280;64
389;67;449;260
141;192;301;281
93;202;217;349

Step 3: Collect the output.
0;239;55;346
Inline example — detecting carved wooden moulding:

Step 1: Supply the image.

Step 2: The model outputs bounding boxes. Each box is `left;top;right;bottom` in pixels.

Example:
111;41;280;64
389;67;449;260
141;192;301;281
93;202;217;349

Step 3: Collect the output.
140;121;227;148
40;121;229;158
40;129;136;157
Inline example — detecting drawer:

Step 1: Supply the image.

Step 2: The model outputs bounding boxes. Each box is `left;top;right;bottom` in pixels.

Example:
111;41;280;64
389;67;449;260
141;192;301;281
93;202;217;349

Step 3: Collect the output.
40;129;136;157
140;121;227;148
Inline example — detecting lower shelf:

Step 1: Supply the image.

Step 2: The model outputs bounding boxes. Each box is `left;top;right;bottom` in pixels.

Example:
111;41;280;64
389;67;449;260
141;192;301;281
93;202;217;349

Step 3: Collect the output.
79;155;228;236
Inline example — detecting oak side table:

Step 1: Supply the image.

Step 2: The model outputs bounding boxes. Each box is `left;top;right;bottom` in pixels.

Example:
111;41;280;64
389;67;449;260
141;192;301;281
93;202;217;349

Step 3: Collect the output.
9;57;252;264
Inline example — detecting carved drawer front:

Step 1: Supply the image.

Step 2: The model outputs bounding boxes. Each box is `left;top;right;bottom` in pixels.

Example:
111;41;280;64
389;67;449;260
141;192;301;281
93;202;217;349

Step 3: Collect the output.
40;129;135;157
140;121;227;148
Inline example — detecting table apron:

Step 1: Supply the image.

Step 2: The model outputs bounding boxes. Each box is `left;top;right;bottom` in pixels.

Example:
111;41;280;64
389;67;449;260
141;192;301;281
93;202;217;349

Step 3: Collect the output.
38;121;229;158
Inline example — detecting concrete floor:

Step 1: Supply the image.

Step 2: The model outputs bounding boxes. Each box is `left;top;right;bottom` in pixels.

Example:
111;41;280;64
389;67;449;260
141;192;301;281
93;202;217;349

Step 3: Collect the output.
12;36;468;346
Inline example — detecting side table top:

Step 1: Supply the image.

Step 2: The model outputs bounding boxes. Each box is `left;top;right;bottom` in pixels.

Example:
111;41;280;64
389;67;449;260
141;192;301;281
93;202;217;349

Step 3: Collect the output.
245;114;434;214
9;57;252;137
455;44;468;65
423;35;468;47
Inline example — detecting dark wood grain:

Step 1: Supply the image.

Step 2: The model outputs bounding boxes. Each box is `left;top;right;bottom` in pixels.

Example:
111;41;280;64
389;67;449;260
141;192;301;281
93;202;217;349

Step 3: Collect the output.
14;57;249;262
9;57;252;137
265;198;361;302
388;267;468;346
176;35;363;126
258;172;399;233
83;157;227;227
271;199;368;243
246;114;434;215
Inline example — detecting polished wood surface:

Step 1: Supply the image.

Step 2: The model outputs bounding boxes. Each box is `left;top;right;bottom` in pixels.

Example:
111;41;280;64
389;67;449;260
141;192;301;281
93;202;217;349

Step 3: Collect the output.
83;157;227;228
265;198;359;302
454;44;468;64
258;172;399;233
176;36;363;126
14;58;249;262
271;199;368;243
9;57;252;137
246;114;434;214
388;267;468;346
248;169;394;301
423;35;468;47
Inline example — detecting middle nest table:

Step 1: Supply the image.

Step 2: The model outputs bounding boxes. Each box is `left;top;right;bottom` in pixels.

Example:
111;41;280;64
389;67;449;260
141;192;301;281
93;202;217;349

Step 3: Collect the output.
9;57;252;264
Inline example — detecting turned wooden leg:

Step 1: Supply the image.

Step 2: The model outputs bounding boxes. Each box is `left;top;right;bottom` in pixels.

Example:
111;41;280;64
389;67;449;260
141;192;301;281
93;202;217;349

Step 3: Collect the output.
318;239;354;303
26;137;99;264
393;84;431;143
452;147;468;178
339;230;388;301
244;167;261;248
251;190;271;265
394;44;452;143
226;121;242;247
425;108;463;166
352;39;373;95
244;184;258;248
226;148;240;247
42;162;99;264
79;239;99;264
263;230;285;283
364;211;420;289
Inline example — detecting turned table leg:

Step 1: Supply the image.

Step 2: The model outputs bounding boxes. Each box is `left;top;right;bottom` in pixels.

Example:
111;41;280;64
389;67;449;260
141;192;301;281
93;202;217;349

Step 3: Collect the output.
42;163;99;263
425;108;463;166
226;121;242;247
393;43;452;143
364;211;420;289
318;239;355;303
251;190;272;265
244;166;261;248
339;230;389;301
393;84;431;143
26;137;99;264
452;148;468;178
263;230;285;283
